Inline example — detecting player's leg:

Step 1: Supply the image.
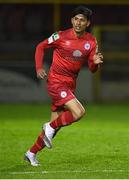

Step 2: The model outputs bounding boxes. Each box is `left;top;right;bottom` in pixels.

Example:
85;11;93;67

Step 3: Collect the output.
65;98;85;120
50;111;62;138
25;110;63;166
29;111;62;153
43;98;85;148
50;98;85;128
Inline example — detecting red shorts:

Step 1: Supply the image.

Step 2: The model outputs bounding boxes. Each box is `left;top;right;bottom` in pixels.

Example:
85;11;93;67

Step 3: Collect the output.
47;82;75;111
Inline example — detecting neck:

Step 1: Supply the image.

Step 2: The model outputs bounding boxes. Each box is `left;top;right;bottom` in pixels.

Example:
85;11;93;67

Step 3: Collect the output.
73;29;86;37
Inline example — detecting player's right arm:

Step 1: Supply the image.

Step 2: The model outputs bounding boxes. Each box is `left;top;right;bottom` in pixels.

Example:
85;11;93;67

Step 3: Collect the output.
35;32;60;79
35;39;48;79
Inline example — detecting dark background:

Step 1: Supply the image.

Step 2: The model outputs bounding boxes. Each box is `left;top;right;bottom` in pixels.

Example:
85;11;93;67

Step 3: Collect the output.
0;1;129;102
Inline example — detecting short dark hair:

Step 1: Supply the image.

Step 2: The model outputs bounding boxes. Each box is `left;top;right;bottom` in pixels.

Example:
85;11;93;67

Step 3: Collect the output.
71;6;92;21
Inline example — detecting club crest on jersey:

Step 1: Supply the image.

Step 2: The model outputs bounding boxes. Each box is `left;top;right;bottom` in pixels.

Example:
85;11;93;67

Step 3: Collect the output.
84;42;90;50
60;91;67;98
73;50;82;57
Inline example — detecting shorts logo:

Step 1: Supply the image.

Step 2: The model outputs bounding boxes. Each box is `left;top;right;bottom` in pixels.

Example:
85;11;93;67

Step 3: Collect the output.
84;42;90;50
60;91;67;98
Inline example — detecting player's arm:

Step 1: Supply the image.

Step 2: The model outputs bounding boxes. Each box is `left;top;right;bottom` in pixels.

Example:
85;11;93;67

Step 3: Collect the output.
93;52;103;66
35;32;60;79
87;39;103;73
35;39;48;79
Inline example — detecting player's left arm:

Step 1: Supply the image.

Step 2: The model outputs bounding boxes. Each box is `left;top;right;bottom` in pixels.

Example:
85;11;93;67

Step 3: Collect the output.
93;52;103;65
87;38;103;73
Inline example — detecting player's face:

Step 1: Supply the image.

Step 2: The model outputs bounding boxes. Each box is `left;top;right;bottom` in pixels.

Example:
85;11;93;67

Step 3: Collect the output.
71;14;90;35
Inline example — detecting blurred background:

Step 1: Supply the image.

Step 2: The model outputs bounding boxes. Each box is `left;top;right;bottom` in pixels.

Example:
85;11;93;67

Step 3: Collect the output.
0;0;129;104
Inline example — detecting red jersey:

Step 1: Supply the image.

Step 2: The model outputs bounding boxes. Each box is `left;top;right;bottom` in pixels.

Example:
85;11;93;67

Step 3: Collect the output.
35;28;98;89
35;28;99;110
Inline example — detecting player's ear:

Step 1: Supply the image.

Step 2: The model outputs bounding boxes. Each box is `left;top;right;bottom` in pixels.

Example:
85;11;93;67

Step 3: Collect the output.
86;20;90;27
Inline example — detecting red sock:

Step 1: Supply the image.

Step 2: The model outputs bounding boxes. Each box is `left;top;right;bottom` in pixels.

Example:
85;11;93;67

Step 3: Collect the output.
30;131;45;154
50;111;76;129
29;128;60;154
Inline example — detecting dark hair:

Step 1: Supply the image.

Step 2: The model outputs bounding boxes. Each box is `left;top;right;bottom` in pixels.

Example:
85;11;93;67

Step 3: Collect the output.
71;6;92;21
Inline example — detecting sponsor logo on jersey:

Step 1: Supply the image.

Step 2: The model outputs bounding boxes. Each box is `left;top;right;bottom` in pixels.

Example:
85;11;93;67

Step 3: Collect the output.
60;91;67;98
48;32;59;44
73;50;82;57
84;42;91;50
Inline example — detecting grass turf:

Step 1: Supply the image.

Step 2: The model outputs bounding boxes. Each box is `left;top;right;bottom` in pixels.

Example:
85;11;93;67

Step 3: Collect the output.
0;103;129;179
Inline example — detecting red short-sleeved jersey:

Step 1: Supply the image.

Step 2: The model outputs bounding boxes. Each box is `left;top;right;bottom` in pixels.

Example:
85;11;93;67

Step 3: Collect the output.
35;28;98;111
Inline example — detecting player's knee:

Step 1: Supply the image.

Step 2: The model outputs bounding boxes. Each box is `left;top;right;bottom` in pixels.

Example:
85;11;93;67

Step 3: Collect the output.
79;108;86;118
73;107;86;121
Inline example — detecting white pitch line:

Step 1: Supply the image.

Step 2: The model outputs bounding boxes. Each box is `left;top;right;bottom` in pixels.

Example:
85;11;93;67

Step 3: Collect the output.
10;169;129;175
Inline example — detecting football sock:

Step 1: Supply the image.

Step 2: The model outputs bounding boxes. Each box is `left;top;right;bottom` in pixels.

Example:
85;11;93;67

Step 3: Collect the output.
30;131;45;154
50;110;76;129
30;128;60;154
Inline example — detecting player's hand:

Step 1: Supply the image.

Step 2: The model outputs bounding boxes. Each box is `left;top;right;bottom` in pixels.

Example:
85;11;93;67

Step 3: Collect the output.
93;53;103;65
37;68;47;79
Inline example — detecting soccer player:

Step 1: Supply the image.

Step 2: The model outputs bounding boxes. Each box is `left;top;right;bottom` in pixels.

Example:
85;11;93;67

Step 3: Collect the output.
24;6;103;166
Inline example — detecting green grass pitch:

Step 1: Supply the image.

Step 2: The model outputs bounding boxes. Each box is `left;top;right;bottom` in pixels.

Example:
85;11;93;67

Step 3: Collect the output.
0;103;129;179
